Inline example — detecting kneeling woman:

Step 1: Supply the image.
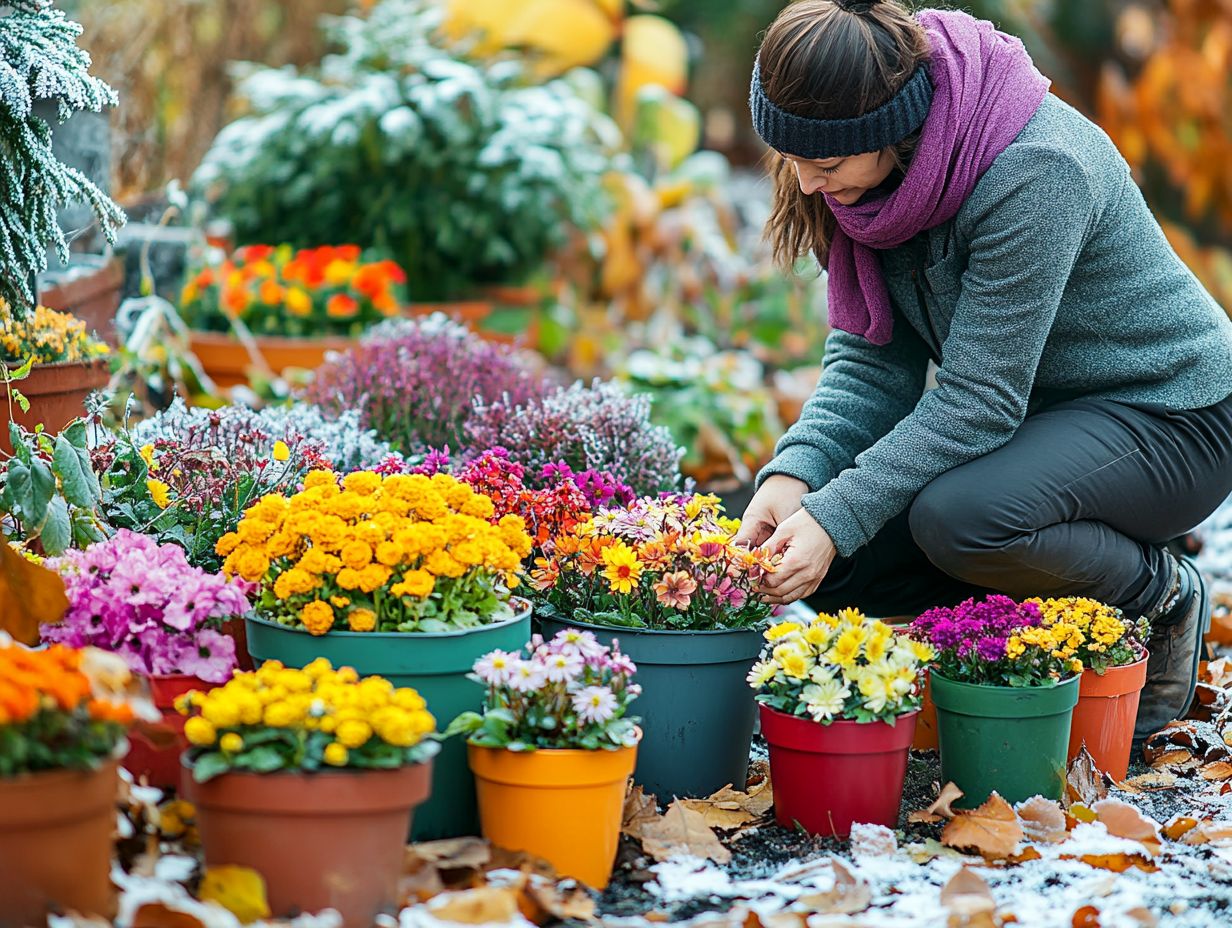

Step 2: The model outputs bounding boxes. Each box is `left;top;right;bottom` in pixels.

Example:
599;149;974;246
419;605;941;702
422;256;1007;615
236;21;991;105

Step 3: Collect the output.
736;0;1232;741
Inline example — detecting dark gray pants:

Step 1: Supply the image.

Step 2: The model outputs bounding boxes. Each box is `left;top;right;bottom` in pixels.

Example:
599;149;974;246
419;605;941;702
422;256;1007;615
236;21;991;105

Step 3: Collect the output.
810;393;1232;617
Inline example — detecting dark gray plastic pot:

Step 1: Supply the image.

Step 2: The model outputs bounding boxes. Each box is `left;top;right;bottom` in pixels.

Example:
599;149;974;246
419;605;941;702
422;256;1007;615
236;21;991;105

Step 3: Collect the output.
538;614;762;801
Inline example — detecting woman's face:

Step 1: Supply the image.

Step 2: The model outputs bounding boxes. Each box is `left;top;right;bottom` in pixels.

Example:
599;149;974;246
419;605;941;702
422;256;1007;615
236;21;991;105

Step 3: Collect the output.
780;149;897;205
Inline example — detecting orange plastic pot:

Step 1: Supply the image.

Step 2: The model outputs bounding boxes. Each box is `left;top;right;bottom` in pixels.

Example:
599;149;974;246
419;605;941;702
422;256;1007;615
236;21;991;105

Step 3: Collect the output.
0;758;119;927
188;330;355;389
1067;656;1148;781
469;736;638;889
184;761;432;928
912;669;939;752
123;674;218;791
0;359;110;454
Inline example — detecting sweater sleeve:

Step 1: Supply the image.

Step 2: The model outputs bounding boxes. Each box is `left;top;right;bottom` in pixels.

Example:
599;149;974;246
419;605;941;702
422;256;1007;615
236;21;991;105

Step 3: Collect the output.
801;147;1097;556
756;317;931;492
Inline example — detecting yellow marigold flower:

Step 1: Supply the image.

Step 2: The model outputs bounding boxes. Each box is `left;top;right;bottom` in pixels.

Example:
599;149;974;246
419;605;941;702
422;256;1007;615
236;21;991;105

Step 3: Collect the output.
201;698;241;728
272;440;290;462
184;716;217;747
356;564;391;593
392;569;435;599
263;700;299;728
336;719;372;749
342;471;381;496
393;688;426;711
300;600;336;636
235;548;271;583
323;742;349;766
347;608;377;632
330;595;352;609
336;567;364;591
139;443;157;470
214;530;242;557
304;470;338;489
237;519;275;544
340;540;373;570
1006;636;1027;659
424;550;466;578
146;478;171;509
375;541;402;567
220;732;244;754
461;495;495;520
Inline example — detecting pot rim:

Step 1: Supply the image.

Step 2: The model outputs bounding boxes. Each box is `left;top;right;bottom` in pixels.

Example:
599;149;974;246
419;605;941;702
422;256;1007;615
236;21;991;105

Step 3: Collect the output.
187;328;357;348
246;596;532;641
7;356;111;373
466;725;643;758
758;702;921;728
1081;654;1149;675
539;613;765;639
929;671;1082;692
930;670;1081;718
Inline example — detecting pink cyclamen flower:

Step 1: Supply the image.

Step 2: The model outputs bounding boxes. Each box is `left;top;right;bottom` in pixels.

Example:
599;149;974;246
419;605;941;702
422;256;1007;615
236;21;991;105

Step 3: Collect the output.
507;658;549;693
572;685;618;724
654;571;698;610
473;649;518;686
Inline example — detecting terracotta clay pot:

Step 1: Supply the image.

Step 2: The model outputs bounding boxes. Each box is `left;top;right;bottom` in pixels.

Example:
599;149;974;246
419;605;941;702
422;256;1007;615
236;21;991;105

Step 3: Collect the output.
0;358;110;454
469;737;637;889
123;674;218;791
188;330;354;389
184;761;432;928
0;758;119;927
1067;657;1148;781
39;259;124;348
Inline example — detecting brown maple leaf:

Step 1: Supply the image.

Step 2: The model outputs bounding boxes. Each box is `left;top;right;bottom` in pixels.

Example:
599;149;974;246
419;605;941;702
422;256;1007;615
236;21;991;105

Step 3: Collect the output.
941;793;1023;860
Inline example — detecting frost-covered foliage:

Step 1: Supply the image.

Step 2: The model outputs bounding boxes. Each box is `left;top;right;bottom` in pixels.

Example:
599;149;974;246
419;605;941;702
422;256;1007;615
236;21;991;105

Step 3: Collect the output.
467;379;684;496
0;0;125;313
131;398;397;474
194;0;617;300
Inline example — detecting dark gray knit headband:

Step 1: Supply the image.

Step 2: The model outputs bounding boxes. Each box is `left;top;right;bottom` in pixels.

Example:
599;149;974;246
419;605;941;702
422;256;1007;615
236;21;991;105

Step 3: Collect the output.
750;61;933;159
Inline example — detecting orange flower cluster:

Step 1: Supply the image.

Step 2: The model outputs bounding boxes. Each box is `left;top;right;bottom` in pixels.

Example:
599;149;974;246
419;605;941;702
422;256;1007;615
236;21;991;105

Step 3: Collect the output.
0;642;134;726
181;244;410;338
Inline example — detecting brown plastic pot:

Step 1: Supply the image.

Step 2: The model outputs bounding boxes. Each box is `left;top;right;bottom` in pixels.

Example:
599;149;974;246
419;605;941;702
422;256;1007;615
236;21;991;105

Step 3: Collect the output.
39;259;124;348
1067;656;1148;781
188;330;356;389
0;758;119;927
123;674;218;791
0;358;110;454
184;760;432;928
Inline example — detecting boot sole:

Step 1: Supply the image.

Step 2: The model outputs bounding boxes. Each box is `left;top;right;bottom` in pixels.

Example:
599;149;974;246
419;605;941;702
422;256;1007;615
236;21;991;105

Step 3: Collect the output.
1181;558;1210;714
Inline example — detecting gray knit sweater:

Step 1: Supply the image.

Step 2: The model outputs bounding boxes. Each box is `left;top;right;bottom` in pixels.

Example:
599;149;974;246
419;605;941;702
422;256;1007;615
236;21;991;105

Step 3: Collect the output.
758;94;1232;558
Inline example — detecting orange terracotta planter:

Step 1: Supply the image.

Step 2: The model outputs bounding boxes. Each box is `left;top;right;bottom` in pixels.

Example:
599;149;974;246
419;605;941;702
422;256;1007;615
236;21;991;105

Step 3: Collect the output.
184;761;432;928
913;669;940;752
39;259;124;348
0;758;119;927
1067;656;1148;781
123;675;218;791
469;738;638;889
0;358;110;454
188;330;355;389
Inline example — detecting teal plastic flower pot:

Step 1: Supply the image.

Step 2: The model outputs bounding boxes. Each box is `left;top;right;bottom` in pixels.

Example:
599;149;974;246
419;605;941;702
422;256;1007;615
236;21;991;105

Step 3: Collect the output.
538;614;761;800
245;605;531;839
930;672;1080;806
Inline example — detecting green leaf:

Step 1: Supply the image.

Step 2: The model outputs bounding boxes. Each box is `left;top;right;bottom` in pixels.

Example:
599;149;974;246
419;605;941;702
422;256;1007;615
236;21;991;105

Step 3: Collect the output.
28;459;54;518
5;460;33;518
7;356;34;381
53;430;101;508
443;711;484;739
192;751;232;783
238;745;285;773
40;497;72;555
13;390;29;414
9;424;29;464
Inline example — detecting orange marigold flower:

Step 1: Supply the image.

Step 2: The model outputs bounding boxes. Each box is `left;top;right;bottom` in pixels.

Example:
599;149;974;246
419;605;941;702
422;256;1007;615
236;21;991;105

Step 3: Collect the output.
326;294;359;318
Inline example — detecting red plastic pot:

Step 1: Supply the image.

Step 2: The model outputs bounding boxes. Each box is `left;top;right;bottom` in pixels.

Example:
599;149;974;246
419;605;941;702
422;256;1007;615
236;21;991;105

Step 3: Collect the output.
1067;656;1148;781
123;674;218;791
760;703;918;838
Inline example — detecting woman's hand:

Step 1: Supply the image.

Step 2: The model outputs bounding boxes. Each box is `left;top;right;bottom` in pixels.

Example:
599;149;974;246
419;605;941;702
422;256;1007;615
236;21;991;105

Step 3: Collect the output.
755;509;838;606
733;475;810;548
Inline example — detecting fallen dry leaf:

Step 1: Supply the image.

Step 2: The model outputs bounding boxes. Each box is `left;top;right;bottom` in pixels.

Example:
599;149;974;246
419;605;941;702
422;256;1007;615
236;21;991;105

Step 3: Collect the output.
940;867;996;928
1200;761;1232;781
197;866;270;924
909;782;965;824
1181;820;1232;845
796;859;871;916
428;886;522;925
1114;772;1179;793
1071;904;1101;928
1066;748;1109;808
1163;815;1199;841
1203;657;1232;688
850;822;897;858
622;784;661;839
1005;846;1043;865
1092;798;1162;855
407;837;492;871
639;799;732;865
1068;804;1098;825
680;783;765;831
941;793;1023;860
1070;853;1159;873
522;876;596;923
130;903;207;928
0;542;69;645
1124;906;1158;927
1016;796;1068;844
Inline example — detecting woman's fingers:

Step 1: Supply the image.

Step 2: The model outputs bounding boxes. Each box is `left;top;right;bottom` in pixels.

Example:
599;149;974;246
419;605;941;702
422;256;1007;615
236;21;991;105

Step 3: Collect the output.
733;515;774;548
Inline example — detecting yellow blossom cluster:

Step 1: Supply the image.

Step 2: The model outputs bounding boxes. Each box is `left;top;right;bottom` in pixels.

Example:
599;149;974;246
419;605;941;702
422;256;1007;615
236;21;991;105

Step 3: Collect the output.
178;658;435;768
748;608;934;723
0;300;110;366
1028;597;1127;653
216;470;532;635
1015;596;1141;673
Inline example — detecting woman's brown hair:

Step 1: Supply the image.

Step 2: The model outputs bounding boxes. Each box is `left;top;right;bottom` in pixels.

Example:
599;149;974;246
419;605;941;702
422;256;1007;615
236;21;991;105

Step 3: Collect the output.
758;0;930;268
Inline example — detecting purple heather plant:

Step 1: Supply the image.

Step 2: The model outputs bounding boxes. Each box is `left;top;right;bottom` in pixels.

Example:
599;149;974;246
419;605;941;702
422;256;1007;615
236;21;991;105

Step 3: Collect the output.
42;530;253;683
303;314;549;456
466;379;683;496
910;595;1076;688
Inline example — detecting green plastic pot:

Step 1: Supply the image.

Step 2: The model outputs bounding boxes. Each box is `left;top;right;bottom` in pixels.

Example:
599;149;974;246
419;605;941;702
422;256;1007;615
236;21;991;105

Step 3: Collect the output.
245;604;531;839
538;614;761;801
931;672;1080;806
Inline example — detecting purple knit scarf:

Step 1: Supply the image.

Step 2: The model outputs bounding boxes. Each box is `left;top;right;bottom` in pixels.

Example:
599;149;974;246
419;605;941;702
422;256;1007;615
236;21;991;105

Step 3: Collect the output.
826;10;1050;345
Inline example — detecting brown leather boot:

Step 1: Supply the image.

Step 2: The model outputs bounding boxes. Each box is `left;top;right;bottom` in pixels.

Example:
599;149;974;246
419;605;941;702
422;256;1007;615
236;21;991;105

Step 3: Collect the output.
1133;558;1210;745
